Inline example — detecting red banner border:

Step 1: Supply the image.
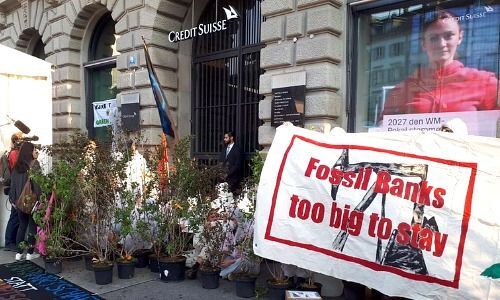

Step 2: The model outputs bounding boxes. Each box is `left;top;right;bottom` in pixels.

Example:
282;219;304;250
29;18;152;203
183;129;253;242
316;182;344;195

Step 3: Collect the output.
264;134;477;289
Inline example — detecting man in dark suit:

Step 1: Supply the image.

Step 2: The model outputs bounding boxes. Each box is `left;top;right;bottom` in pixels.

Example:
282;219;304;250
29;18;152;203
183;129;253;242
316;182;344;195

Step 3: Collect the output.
219;131;243;195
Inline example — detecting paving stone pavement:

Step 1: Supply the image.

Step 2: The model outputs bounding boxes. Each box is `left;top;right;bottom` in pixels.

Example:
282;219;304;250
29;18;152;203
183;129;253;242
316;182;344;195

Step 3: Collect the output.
0;248;345;299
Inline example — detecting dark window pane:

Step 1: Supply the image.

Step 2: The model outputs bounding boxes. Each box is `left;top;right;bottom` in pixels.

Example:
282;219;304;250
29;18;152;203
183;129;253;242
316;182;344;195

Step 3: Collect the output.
85;13;118;140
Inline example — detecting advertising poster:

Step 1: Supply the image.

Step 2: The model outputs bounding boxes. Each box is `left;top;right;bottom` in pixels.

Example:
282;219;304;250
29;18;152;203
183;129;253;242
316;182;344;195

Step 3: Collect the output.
255;124;500;299
355;1;499;137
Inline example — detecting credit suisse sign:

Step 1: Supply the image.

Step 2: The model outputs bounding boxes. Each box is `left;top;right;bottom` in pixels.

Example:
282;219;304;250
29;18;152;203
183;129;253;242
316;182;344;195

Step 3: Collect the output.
168;5;239;43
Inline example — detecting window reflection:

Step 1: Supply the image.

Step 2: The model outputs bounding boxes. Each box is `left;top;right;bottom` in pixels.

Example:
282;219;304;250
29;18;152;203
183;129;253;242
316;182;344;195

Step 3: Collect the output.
354;1;500;136
85;13;119;140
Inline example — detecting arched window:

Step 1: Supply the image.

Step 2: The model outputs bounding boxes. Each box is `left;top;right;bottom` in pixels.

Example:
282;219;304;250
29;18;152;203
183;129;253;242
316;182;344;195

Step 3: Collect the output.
31;34;47;60
17;28;45;60
84;13;119;140
32;37;46;60
192;0;263;174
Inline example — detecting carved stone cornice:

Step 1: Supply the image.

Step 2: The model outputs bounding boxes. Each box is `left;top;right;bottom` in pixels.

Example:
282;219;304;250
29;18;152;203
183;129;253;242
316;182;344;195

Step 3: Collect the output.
0;0;20;14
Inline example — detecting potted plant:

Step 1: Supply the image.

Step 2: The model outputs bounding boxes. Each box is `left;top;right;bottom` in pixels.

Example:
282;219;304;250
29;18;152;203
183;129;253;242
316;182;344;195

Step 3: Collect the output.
149;137;221;282
118;137;156;270
297;270;322;294
197;210;227;289
75;140;122;285
132;212;153;269
231;221;261;298
265;260;291;300
114;186;140;279
32;136;87;274
230;152;264;298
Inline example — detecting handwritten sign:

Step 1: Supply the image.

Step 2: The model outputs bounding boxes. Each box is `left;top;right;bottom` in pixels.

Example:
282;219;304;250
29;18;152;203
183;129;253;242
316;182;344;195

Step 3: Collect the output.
93;99;117;128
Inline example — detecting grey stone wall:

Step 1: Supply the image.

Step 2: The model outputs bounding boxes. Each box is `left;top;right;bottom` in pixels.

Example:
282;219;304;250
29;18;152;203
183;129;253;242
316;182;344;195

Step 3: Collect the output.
259;0;346;151
115;0;186;146
0;0;194;145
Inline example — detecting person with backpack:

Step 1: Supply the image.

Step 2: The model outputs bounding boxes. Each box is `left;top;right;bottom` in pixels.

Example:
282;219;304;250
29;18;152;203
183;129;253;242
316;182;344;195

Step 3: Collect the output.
1;132;23;251
9;141;41;260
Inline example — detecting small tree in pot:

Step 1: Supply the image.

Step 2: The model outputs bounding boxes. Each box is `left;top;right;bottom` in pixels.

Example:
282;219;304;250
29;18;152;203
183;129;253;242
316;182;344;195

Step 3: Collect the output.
114;186;141;279
75;140;123;285
144;137;221;282
32;135;87;274
196;209;228;289
297;270;322;294
266;260;291;300
229;152;264;297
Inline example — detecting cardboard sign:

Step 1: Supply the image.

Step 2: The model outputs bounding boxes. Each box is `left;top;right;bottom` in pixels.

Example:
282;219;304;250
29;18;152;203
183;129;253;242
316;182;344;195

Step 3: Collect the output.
254;124;500;299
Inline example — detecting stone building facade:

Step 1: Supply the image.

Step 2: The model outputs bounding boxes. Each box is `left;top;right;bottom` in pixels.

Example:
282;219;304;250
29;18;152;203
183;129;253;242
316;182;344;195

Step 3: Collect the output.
0;0;498;152
0;0;212;144
259;0;346;150
0;0;348;152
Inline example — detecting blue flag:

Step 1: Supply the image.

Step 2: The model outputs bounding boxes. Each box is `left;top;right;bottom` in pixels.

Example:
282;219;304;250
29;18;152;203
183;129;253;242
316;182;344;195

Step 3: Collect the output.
143;42;175;138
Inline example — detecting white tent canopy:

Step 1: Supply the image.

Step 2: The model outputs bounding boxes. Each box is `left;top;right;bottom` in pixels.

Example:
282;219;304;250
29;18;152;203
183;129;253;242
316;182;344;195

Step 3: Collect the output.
0;44;52;78
0;44;52;247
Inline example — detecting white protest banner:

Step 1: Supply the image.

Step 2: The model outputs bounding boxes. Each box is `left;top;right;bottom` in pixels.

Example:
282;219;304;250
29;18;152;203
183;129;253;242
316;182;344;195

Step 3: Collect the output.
93;99;117;128
254;124;500;300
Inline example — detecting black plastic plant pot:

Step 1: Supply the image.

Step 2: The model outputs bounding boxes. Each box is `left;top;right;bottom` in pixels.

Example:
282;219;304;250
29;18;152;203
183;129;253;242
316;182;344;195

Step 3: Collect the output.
93;262;113;285
149;254;160;273
234;276;257;298
44;257;62;274
200;268;221;289
267;280;291;300
117;259;136;279
298;282;323;295
133;249;152;268
159;257;186;282
84;254;93;271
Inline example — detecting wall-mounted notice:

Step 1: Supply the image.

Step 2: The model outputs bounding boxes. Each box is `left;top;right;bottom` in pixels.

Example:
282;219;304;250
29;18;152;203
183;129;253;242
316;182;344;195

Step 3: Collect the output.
121;92;140;131
271;72;306;127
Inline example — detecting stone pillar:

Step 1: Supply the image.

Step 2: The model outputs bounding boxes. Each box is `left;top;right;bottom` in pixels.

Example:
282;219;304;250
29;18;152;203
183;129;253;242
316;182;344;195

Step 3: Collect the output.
44;0;86;143
259;0;346;151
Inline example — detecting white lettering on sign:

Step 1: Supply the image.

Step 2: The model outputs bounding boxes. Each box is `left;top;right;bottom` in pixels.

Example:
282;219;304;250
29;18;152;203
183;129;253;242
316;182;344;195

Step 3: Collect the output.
168;20;228;43
168;6;237;43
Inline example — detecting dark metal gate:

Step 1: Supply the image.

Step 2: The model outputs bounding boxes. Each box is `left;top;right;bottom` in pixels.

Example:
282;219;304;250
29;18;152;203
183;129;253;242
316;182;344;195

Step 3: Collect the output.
192;0;263;175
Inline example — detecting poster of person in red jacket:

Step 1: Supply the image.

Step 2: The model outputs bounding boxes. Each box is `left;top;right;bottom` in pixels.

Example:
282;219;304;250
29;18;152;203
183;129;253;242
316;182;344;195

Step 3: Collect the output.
354;2;499;136
381;10;498;116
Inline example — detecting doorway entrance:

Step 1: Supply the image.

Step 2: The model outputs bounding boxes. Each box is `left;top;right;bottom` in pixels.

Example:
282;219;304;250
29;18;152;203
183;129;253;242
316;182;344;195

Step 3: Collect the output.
192;0;263;174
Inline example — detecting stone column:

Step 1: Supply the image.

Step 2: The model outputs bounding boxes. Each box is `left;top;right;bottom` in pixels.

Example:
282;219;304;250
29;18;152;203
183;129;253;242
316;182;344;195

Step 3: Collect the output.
44;0;86;143
259;0;345;151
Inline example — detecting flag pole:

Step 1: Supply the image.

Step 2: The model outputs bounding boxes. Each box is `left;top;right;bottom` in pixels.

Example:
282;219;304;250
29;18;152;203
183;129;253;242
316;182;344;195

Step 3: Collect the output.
142;36;176;190
141;36;179;144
